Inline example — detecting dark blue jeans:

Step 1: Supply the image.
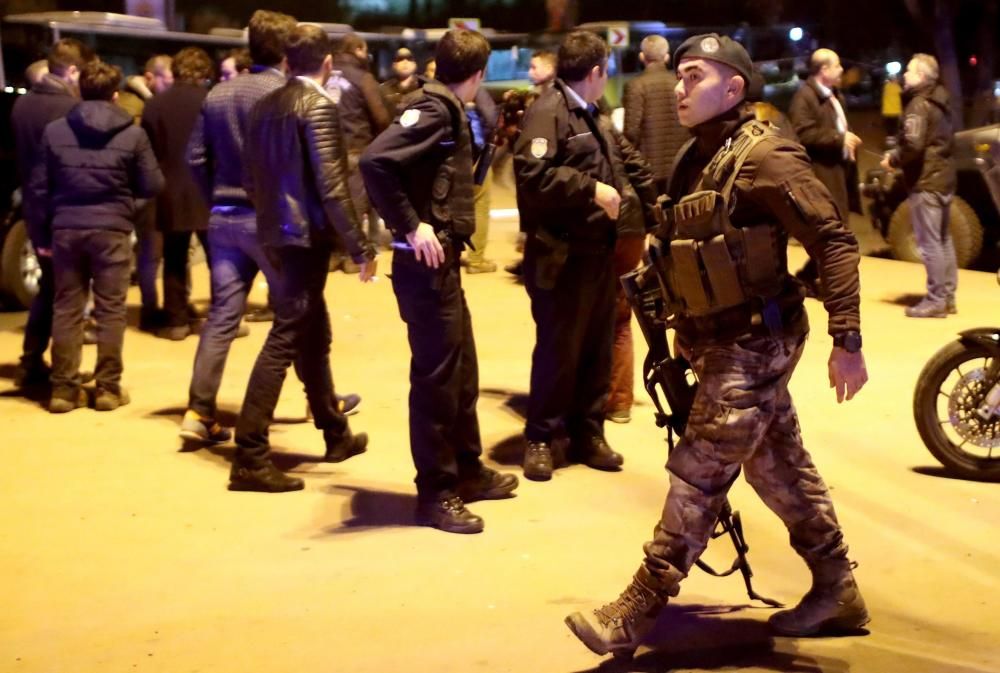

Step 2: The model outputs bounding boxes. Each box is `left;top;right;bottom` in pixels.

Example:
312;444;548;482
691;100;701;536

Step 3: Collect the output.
187;212;279;419
910;191;957;305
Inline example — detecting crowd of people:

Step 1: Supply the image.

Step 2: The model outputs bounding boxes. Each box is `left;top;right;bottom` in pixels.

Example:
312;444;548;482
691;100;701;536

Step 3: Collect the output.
9;9;961;660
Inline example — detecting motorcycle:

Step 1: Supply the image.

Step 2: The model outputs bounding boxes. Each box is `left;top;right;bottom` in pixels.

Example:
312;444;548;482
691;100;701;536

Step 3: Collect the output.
913;272;1000;481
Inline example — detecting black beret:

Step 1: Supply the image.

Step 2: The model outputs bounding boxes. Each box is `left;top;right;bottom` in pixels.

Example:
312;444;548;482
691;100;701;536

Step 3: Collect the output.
674;33;753;85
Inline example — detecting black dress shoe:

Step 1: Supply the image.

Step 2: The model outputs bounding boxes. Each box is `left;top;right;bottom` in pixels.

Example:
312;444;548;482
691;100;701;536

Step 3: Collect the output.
244;307;275;323
458;466;519;502
571;436;624;471
228;460;304;492
323;431;368;463
523;441;554;481
415;495;484;534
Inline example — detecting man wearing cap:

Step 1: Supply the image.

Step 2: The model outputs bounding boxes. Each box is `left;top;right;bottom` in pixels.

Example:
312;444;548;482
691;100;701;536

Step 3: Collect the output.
380;47;421;116
565;33;870;657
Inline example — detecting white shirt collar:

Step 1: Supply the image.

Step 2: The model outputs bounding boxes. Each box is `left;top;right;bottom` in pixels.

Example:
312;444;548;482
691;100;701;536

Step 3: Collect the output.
296;75;338;104
814;79;833;99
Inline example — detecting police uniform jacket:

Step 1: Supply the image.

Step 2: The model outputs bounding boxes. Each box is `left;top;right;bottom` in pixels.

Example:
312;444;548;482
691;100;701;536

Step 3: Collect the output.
360;81;476;242
513;79;620;248
669;106;862;339
243;78;372;261
889;81;956;195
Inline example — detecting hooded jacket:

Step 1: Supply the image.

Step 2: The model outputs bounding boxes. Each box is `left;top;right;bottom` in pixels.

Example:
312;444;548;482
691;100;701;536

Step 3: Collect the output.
891;81;956;194
27;101;164;245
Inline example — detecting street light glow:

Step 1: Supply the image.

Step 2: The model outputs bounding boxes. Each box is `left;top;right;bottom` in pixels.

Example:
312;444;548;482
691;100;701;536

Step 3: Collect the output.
886;61;902;76
789;26;804;42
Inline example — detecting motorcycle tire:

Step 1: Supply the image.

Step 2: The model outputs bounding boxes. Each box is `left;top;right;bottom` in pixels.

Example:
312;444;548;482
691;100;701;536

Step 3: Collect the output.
914;340;1000;482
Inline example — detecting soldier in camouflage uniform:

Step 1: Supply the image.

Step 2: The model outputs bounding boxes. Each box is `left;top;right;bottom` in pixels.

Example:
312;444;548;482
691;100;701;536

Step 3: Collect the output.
565;34;871;658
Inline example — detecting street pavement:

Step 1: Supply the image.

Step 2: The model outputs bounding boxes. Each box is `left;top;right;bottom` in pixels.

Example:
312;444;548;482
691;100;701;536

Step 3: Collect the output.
1;209;998;673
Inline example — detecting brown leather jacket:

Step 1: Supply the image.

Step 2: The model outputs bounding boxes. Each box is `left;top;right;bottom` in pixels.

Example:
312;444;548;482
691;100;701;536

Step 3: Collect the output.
244;78;373;261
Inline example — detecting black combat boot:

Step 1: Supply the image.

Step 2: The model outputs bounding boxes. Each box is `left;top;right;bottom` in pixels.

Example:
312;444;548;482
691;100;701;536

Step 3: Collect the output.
415;494;484;534
571;435;624;471
769;559;870;636
523;441;554;481
228;459;304;493
323;430;368;463
457;466;519;502
565;565;673;658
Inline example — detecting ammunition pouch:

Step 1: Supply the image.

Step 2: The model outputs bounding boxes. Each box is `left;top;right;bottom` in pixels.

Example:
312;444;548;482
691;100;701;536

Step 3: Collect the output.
531;228;570;290
654;121;787;321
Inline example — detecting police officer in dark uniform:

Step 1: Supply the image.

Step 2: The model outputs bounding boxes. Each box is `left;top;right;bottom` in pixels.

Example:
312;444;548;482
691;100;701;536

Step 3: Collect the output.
361;30;519;535
565;35;870;658
513;31;647;481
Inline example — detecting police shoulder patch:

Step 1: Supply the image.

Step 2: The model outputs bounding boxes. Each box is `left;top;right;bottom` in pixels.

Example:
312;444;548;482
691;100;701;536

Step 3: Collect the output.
400;109;421;128
903;114;924;142
530;137;549;158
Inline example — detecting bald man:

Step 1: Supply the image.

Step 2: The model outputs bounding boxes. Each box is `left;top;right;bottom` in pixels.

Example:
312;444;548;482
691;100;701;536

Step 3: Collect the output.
788;49;862;297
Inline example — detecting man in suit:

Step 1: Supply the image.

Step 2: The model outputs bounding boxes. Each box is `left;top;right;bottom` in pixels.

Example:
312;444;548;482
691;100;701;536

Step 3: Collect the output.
788;48;863;297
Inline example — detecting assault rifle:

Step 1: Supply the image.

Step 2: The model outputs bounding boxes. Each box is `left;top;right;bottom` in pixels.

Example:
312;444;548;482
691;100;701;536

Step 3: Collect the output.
620;250;782;608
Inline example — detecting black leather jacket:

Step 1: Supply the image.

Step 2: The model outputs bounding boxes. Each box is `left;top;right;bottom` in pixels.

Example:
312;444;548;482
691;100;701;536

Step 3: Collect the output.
244;78;373;261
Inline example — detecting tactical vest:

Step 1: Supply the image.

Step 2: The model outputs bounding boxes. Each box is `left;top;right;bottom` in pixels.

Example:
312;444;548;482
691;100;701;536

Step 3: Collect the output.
421;82;476;239
658;120;786;318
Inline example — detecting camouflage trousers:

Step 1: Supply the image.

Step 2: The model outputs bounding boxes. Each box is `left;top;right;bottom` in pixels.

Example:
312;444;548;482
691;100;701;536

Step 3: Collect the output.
643;332;848;590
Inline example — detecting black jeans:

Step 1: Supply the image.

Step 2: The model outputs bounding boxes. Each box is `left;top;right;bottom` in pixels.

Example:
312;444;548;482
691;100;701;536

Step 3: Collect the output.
391;249;483;497
188;212;282;419
134;201;162;315
162;229;209;328
20;251;54;373
50;229;131;397
234;243;347;464
523;238;616;443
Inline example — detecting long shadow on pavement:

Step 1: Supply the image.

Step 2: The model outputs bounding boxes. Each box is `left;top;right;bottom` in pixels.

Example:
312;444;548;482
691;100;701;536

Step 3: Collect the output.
320;484;419;533
569;603;848;673
912;464;997;482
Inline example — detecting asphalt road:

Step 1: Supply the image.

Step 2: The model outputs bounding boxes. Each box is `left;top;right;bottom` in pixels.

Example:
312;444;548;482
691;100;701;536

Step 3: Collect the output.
1;210;998;673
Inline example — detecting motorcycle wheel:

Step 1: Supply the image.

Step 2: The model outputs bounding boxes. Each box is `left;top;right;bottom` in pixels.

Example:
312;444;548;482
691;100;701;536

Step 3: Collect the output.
914;340;1000;481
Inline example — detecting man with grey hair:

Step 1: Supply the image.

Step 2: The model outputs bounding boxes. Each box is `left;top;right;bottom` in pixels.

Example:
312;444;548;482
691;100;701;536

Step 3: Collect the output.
623;34;687;193
881;53;957;318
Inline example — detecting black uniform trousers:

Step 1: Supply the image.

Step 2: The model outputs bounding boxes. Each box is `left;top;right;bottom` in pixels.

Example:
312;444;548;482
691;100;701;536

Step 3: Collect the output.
234;242;347;464
391;247;483;498
523;235;616;445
